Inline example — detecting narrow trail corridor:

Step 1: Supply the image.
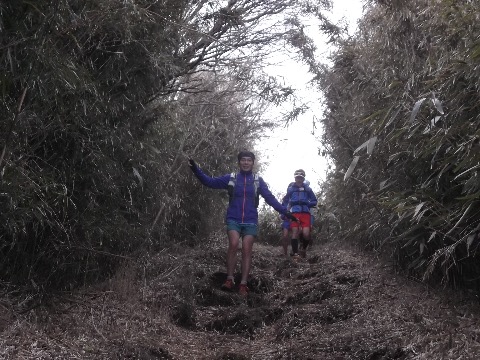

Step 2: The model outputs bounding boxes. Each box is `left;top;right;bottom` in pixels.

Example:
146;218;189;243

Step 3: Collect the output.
2;239;480;359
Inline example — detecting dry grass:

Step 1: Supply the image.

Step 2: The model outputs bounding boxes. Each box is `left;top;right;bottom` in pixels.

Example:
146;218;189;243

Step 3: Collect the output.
1;235;480;359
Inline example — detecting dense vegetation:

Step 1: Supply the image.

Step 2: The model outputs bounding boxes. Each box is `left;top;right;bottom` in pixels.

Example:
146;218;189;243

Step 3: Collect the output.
2;0;480;296
0;0;330;290
318;0;480;288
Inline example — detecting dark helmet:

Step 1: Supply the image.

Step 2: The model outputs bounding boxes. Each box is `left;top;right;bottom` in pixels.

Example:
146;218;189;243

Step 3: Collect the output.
237;150;255;162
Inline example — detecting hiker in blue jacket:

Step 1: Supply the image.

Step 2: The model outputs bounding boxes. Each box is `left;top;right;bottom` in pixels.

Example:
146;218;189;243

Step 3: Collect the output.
283;169;317;259
188;151;297;296
279;179;314;257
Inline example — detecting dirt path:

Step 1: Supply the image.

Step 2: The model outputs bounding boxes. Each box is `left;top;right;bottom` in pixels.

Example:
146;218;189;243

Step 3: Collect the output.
1;239;480;359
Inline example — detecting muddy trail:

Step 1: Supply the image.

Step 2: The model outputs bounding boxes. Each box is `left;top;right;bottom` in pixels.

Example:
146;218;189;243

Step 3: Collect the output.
1;236;480;359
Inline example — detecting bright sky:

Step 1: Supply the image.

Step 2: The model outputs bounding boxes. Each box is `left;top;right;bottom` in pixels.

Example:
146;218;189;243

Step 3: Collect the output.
257;1;364;197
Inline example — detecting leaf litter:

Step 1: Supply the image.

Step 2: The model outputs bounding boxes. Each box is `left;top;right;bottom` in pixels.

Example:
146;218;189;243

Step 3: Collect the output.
1;235;480;359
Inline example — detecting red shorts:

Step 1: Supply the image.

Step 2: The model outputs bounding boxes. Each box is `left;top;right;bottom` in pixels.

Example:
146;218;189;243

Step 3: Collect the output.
289;213;311;229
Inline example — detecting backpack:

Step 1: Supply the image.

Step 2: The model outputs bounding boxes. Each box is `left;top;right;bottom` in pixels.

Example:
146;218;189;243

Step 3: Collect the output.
286;182;312;205
227;172;260;208
287;182;311;194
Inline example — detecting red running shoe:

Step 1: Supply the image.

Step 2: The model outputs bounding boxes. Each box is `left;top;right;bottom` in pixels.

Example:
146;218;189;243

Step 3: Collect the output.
238;283;249;297
221;279;235;291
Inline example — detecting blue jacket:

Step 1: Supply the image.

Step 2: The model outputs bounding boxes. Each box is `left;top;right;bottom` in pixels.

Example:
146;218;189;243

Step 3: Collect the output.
191;166;287;224
283;182;317;214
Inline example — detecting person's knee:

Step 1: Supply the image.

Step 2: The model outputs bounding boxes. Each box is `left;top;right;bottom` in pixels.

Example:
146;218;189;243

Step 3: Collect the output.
228;239;240;251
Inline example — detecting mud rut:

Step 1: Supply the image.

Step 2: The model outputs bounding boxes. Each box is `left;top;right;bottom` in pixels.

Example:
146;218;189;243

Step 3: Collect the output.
2;239;480;359
180;241;480;360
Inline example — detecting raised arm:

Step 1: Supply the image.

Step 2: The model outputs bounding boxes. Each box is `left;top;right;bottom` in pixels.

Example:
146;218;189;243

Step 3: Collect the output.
188;159;229;189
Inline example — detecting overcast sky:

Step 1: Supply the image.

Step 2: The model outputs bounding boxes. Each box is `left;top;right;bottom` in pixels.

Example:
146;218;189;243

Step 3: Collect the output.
257;1;364;197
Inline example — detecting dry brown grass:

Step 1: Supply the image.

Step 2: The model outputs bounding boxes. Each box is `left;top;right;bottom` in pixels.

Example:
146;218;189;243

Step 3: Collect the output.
1;234;480;359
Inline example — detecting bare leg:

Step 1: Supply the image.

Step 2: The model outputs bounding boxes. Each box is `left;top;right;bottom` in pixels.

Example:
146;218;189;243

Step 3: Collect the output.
291;226;299;239
282;228;289;256
227;230;241;277
240;235;255;284
291;226;300;255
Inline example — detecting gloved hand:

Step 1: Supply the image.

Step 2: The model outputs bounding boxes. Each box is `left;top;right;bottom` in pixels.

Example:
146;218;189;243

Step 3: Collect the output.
188;159;197;170
285;211;299;222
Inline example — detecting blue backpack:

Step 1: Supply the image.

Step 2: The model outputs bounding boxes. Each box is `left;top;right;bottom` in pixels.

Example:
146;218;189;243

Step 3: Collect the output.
286;182;312;206
287;182;312;194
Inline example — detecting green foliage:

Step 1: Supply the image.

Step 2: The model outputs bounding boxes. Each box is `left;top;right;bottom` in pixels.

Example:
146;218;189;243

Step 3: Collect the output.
318;0;480;287
258;205;283;246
